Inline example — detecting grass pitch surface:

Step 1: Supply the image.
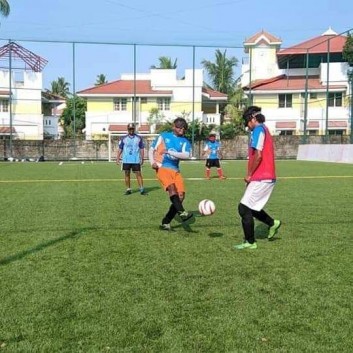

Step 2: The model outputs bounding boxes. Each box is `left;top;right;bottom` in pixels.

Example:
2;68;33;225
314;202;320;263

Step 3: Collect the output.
0;160;352;352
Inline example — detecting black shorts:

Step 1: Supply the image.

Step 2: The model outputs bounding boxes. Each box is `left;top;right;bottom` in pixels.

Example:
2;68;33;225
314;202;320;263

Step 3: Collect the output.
206;159;221;168
122;163;141;172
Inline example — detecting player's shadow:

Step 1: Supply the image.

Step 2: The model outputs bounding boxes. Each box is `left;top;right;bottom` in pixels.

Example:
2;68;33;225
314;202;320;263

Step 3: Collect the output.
173;210;199;233
174;210;224;237
208;232;223;238
255;223;281;241
126;186;160;195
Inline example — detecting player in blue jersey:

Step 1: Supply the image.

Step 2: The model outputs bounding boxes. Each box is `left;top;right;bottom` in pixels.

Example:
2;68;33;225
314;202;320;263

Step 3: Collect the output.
149;117;194;230
202;132;226;180
116;123;148;195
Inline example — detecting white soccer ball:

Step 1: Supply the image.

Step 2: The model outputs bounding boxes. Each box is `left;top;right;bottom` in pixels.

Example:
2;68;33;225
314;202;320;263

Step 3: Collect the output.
198;199;216;216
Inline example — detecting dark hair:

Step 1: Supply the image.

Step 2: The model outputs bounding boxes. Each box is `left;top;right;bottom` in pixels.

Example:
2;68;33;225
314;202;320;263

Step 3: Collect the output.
173;117;188;130
242;106;265;124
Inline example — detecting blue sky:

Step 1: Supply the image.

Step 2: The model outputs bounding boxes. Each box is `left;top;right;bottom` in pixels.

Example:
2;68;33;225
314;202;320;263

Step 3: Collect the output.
0;0;352;91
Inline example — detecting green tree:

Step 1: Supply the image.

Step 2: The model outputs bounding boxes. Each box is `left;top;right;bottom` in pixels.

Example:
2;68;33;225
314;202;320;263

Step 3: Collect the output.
60;96;86;138
147;107;164;126
151;56;177;69
0;0;10;17
95;74;108;86
343;32;353;65
201;49;238;95
50;77;70;98
223;86;247;132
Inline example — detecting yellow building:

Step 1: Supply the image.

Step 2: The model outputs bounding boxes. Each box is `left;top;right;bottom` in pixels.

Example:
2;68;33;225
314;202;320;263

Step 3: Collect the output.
78;69;227;140
0;42;47;140
241;28;351;136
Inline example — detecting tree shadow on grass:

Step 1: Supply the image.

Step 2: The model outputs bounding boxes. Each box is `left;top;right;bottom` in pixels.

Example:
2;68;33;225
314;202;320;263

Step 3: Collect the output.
0;229;87;266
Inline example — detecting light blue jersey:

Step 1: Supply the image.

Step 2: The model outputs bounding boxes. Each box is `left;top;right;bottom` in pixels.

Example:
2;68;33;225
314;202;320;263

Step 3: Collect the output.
118;134;144;164
203;140;221;159
151;131;191;171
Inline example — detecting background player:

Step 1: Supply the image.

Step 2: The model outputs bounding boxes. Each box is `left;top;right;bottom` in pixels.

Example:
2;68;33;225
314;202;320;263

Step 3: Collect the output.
202;132;226;180
116;123;148;195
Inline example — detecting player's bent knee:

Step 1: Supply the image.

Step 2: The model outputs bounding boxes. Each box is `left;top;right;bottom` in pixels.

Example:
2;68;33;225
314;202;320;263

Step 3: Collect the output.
238;203;252;219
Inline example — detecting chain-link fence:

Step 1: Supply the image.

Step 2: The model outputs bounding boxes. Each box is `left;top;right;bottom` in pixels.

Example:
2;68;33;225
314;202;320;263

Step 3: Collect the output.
0;27;352;160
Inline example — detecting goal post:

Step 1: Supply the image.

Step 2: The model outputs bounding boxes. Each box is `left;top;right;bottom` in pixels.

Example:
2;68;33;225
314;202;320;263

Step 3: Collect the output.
108;132;159;162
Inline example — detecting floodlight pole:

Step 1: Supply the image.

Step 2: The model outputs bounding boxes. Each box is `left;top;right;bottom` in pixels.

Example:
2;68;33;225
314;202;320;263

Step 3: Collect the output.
303;50;309;144
191;46;195;157
248;47;253;105
72;42;77;157
8;40;13;156
325;39;331;142
133;44;137;125
350;69;353;144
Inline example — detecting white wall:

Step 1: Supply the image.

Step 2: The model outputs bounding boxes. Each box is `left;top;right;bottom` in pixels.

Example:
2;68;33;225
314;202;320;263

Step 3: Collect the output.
297;144;353;163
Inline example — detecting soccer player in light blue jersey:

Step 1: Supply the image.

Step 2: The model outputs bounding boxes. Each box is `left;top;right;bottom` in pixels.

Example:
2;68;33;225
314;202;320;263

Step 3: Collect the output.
149;117;194;230
116;123;147;195
202;132;226;180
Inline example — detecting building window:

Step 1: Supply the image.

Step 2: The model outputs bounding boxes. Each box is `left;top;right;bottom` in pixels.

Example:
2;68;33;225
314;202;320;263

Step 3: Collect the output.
328;93;342;107
114;98;127;111
308;130;318;135
278;130;293;136
157;98;170;111
328;129;344;136
278;94;292;108
0;99;9;112
141;97;147;104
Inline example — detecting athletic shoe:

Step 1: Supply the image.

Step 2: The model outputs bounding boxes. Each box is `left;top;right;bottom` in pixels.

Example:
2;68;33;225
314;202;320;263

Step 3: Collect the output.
219;176;227;180
234;241;257;250
159;224;172;231
268;220;281;240
179;211;194;223
124;189;132;195
140;190;148;195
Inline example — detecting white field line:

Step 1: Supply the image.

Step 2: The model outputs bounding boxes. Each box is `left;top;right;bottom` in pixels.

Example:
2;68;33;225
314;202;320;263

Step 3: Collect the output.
1;175;353;183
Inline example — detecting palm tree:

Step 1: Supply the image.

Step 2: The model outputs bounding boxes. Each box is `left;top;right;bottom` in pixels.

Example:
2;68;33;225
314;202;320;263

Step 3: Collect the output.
95;74;108;86
151;56;177;69
201;49;238;95
50;77;70;98
0;0;10;17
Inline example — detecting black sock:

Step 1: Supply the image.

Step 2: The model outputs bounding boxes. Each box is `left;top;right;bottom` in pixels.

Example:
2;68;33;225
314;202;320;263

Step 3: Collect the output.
251;209;273;227
162;204;178;224
238;203;255;244
170;195;184;213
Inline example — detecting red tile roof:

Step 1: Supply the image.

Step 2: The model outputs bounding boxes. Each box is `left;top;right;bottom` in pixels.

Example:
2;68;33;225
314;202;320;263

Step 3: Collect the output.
278;34;347;55
78;80;172;96
202;87;227;100
244;30;282;45
307;121;319;128
78;80;226;100
276;122;296;129
0;126;16;134
244;75;346;91
328;121;347;127
108;124;150;133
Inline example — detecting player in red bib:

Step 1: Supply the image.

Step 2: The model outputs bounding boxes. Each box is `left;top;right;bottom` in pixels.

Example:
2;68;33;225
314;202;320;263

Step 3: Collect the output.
234;106;281;250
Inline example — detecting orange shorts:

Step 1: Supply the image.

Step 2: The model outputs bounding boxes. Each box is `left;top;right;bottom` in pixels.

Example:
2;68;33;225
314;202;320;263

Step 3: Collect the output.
156;167;185;193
